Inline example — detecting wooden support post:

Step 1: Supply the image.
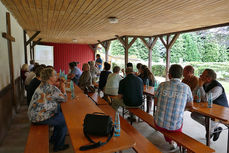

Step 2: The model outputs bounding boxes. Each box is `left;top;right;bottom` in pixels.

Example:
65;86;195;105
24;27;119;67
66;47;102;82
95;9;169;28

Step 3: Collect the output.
115;35;137;67
23;30;28;63
89;44;98;60
140;36;158;71
98;40;111;62
160;34;180;80
24;31;40;63
2;12;16;108
29;42;33;60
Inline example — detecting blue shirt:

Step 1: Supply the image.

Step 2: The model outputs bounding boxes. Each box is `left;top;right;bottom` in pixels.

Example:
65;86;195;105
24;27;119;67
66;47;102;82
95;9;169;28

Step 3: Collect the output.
155;78;193;130
71;67;82;84
96;58;102;70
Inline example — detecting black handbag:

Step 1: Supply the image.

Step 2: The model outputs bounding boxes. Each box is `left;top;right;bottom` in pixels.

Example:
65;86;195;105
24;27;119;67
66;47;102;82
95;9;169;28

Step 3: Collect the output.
84;86;95;94
79;112;114;151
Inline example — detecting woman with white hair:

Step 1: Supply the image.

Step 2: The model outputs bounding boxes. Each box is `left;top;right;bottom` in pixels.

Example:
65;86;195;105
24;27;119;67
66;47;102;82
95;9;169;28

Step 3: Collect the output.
28;68;69;152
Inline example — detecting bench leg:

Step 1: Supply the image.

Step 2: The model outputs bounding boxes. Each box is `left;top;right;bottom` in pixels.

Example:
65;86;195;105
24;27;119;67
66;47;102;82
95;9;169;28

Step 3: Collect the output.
205;116;211;146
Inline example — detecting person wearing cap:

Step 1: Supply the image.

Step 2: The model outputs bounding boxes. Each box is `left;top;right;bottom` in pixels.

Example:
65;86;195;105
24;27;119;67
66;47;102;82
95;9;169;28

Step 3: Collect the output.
191;69;228;141
67;62;82;85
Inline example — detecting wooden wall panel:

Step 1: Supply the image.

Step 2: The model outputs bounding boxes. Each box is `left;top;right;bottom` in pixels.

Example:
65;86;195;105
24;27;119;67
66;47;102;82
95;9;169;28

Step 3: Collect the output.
0;77;24;144
0;85;13;144
43;43;95;73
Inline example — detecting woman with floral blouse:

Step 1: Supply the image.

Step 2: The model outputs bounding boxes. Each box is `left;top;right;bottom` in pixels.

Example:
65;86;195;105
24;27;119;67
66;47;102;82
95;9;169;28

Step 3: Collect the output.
28;68;69;152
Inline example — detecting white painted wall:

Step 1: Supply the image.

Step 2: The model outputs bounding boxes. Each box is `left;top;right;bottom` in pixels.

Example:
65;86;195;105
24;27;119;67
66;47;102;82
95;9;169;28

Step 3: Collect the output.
0;1;25;90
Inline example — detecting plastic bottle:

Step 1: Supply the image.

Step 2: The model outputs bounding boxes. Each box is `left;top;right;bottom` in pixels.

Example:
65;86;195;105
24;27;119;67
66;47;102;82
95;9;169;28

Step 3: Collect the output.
154;81;158;92
70;81;75;99
114;111;120;137
146;79;149;89
196;89;201;103
208;93;213;108
59;69;62;78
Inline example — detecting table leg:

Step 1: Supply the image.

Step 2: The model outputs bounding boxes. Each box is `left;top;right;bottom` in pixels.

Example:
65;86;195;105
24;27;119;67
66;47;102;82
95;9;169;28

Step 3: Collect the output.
205;116;211;146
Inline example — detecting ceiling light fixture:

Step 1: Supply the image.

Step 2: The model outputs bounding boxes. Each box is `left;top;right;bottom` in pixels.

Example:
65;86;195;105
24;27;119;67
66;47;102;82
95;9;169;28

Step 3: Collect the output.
108;16;118;24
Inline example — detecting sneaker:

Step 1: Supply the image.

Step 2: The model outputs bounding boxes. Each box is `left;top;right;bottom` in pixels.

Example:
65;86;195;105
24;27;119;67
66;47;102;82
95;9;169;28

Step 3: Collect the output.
169;141;179;152
213;127;223;141
53;144;69;152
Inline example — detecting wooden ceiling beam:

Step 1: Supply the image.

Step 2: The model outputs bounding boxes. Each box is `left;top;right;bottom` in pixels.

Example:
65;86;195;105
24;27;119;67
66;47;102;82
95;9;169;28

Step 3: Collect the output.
89;44;98;52
25;31;40;46
115;35;125;47
32;38;42;48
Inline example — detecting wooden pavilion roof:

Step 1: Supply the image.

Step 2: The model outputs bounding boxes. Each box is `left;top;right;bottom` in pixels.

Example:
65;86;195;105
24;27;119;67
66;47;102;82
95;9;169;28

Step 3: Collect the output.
1;0;229;44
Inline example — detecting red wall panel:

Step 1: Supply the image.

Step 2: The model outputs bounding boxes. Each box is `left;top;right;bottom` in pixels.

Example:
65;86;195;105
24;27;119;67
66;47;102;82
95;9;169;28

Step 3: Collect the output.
44;43;95;73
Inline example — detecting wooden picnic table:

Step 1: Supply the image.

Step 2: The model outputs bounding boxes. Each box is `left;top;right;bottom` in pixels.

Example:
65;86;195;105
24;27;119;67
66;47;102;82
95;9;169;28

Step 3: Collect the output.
189;102;229;152
61;85;136;153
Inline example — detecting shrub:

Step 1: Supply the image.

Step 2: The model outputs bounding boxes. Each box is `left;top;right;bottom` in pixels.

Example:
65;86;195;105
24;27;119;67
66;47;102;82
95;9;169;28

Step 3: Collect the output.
152;65;166;77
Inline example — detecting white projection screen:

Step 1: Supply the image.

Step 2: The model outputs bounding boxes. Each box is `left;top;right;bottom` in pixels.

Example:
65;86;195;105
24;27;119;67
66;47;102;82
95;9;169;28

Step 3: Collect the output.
34;45;54;66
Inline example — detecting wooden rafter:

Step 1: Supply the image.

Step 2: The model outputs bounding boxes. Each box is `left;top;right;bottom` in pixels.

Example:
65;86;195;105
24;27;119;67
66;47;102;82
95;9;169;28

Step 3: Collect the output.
98;40;111;62
140;36;158;71
160;34;180;80
32;38;42;48
115;35;137;67
25;31;40;46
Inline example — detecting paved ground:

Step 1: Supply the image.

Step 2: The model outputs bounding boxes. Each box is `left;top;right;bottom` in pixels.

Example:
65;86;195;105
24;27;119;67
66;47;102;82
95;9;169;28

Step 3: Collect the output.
0;99;228;153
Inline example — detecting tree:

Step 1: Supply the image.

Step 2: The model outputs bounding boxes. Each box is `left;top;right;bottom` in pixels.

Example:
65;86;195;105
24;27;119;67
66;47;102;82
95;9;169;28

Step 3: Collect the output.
200;34;220;62
182;33;201;62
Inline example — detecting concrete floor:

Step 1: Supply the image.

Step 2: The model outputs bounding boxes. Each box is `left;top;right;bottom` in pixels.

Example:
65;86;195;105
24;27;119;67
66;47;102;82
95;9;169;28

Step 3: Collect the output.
0;101;228;153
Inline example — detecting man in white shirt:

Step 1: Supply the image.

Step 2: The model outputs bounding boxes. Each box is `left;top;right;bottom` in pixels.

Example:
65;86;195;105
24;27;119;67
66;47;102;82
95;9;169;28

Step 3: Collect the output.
104;66;122;95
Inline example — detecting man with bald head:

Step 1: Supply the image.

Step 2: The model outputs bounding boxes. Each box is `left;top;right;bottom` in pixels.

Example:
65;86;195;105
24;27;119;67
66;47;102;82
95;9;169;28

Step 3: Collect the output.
112;67;143;111
182;65;198;91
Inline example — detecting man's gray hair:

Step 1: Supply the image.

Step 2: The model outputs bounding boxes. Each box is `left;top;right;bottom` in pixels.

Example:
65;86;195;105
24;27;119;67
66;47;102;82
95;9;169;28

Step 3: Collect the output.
125;67;133;74
205;69;217;80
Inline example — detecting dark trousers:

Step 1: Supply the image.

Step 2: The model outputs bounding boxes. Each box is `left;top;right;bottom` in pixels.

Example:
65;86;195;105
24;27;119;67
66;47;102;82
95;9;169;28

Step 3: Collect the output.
36;112;67;149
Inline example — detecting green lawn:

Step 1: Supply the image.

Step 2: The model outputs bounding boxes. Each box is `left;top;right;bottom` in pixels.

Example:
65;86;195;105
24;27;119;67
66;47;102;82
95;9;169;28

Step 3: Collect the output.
220;80;229;96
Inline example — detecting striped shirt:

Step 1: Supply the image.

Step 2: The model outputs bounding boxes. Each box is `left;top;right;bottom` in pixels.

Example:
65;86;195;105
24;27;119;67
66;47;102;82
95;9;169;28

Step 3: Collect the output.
155;78;193;130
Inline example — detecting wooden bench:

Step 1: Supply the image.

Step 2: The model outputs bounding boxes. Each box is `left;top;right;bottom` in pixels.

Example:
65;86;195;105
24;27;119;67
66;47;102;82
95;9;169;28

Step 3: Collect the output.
24;124;49;153
87;91;108;105
128;108;215;153
98;104;161;153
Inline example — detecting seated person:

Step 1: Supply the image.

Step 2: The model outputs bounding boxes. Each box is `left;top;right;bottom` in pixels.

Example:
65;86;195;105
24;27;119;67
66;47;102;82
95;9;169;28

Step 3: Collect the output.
104;66;123;96
121;62;133;77
99;62;111;91
67;62;82;85
25;65;38;89
21;64;29;82
78;63;92;91
154;64;193;151
182;65;199;91
27;66;44;106
138;65;155;113
28;68;69;152
29;60;35;71
136;63;142;76
191;69;228;141
112;67;143;111
88;61;100;83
